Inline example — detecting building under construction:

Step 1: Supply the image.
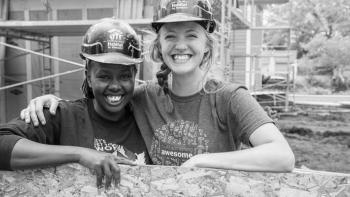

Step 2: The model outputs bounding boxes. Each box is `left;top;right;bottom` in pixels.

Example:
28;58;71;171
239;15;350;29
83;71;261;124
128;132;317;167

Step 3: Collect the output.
0;0;293;122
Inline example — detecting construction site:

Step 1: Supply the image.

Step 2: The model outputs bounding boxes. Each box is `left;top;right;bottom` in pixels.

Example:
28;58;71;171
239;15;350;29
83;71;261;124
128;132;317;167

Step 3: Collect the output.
0;0;349;175
0;0;296;122
0;1;350;196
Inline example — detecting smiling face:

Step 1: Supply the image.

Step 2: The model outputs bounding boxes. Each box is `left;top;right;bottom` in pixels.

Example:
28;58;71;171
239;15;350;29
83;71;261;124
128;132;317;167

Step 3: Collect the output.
87;61;136;120
158;21;210;76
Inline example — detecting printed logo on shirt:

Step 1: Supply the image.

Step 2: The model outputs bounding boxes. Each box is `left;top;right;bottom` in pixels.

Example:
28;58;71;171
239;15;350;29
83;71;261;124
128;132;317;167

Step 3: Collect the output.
150;120;209;166
94;138;146;164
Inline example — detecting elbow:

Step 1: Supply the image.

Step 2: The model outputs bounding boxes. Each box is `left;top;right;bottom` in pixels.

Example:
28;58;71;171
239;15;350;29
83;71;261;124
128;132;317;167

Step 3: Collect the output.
268;142;295;172
279;149;295;172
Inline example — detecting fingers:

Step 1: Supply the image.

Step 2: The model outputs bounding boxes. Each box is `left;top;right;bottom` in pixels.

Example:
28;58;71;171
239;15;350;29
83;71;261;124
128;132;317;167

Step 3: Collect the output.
20;108;31;124
95;156;122;189
24;110;31;124
103;162;112;189
110;163;121;187
115;157;136;166
28;94;61;126
35;99;46;125
49;98;59;115
28;100;40;126
95;167;104;189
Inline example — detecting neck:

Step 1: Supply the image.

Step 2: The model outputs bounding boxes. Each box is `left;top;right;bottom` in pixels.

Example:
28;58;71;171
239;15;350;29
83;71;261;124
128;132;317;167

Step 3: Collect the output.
171;69;205;96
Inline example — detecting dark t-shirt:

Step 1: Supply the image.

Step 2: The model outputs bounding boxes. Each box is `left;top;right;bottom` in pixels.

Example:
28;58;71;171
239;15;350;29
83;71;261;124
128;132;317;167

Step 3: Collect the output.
0;98;150;170
132;80;273;166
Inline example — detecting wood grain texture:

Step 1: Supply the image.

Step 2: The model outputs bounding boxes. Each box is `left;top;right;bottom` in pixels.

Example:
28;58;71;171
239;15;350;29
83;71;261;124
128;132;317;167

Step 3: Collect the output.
1;164;349;196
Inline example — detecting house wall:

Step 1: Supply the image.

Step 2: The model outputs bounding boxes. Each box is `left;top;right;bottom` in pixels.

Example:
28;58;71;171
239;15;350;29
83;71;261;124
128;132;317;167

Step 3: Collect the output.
231;4;265;90
231;30;247;85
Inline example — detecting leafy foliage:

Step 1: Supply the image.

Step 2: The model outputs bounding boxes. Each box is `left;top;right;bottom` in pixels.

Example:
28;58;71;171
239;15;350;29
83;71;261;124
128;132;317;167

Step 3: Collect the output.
304;35;350;73
265;0;350;91
266;0;350;55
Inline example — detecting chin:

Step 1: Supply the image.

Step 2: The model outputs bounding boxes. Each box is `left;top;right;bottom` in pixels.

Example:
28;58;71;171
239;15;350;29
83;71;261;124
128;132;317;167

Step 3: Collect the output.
102;100;128;113
105;105;125;114
173;68;197;76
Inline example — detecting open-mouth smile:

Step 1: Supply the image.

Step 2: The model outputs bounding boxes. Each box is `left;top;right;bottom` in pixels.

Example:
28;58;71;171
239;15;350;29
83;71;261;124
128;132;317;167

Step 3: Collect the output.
172;54;192;63
105;95;123;105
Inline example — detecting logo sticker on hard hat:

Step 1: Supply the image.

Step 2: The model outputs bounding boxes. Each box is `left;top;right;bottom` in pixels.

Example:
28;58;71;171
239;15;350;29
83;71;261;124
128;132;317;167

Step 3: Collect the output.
107;29;124;50
171;0;189;10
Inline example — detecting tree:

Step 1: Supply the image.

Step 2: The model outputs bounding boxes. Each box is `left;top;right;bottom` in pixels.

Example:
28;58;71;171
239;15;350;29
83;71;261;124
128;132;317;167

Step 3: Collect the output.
304;35;350;91
265;0;350;56
265;0;350;91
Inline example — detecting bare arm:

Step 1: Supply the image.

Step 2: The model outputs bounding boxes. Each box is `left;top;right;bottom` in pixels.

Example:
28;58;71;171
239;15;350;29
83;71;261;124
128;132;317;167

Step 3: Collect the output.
11;138;135;188
11;138;81;169
181;123;295;172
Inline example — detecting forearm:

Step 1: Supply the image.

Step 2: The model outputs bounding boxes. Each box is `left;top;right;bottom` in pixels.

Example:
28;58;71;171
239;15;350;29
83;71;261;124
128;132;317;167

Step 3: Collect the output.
188;141;295;172
10;138;83;170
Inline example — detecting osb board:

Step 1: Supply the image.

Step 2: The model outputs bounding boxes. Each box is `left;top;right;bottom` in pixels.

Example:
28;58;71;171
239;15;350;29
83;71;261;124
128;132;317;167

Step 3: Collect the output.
0;164;349;197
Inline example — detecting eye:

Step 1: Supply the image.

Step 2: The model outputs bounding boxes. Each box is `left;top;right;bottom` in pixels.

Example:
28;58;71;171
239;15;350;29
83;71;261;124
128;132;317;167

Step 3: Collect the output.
120;73;132;81
187;34;198;38
96;74;110;80
164;34;176;40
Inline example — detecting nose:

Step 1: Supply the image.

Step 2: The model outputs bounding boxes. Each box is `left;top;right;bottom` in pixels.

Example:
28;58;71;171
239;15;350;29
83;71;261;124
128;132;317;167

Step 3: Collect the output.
174;38;187;51
108;79;122;91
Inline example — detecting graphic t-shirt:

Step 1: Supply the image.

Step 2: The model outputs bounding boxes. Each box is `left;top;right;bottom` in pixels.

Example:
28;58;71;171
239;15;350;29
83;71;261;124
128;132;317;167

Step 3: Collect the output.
87;100;150;164
132;80;273;166
0;98;150;170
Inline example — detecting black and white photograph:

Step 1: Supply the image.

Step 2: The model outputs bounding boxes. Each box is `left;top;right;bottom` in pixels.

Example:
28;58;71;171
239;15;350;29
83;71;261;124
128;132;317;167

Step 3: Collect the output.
0;0;349;196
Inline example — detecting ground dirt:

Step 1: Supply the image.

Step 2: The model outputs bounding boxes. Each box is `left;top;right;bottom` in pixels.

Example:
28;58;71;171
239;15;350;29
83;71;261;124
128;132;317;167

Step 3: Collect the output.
277;106;350;174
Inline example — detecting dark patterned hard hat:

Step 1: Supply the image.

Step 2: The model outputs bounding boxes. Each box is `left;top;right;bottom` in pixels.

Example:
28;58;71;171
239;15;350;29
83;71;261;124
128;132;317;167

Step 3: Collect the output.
81;18;142;65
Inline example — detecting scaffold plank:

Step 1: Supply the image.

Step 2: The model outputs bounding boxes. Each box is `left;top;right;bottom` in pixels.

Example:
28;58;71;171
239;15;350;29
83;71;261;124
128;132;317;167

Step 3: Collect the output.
0;19;152;37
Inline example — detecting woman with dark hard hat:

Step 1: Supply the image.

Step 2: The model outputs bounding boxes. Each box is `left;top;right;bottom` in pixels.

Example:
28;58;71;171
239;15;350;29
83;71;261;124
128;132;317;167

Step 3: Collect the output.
0;18;150;188
19;0;295;172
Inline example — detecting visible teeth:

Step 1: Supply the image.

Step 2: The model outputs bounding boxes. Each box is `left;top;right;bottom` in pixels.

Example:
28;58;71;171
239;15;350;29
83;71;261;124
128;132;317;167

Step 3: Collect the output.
174;54;190;60
107;95;121;103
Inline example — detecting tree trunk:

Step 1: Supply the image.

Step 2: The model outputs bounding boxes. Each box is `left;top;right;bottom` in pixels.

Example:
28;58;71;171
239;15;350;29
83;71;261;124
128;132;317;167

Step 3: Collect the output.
332;65;348;92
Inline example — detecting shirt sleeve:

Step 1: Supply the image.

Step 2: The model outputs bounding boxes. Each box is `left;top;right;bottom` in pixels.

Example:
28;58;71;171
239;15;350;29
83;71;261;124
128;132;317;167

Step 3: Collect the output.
0;108;61;170
228;88;274;145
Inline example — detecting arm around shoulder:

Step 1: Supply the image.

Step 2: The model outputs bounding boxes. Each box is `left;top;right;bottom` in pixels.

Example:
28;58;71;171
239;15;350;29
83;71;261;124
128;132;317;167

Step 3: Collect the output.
20;94;61;126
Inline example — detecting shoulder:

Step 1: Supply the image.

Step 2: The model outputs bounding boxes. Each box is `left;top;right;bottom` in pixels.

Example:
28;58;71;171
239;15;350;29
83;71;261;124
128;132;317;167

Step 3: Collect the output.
57;98;88;113
133;80;161;99
205;79;247;100
206;79;252;119
136;80;160;91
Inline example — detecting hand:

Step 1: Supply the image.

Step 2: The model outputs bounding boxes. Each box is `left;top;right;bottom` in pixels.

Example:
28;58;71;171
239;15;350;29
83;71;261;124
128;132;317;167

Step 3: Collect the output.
78;148;136;189
20;94;61;126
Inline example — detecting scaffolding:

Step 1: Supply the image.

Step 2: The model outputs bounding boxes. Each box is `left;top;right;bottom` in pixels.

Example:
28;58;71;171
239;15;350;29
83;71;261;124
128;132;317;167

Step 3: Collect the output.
0;0;292;122
0;0;8;123
229;0;295;112
0;0;153;122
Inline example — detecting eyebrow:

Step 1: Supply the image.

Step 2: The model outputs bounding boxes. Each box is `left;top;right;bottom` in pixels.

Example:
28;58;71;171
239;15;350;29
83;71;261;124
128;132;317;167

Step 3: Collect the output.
163;27;199;34
185;29;199;34
96;67;132;73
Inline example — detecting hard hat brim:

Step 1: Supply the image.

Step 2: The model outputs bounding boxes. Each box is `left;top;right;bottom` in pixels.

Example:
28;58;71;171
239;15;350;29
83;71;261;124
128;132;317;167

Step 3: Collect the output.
152;13;208;26
82;52;143;65
151;13;214;33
